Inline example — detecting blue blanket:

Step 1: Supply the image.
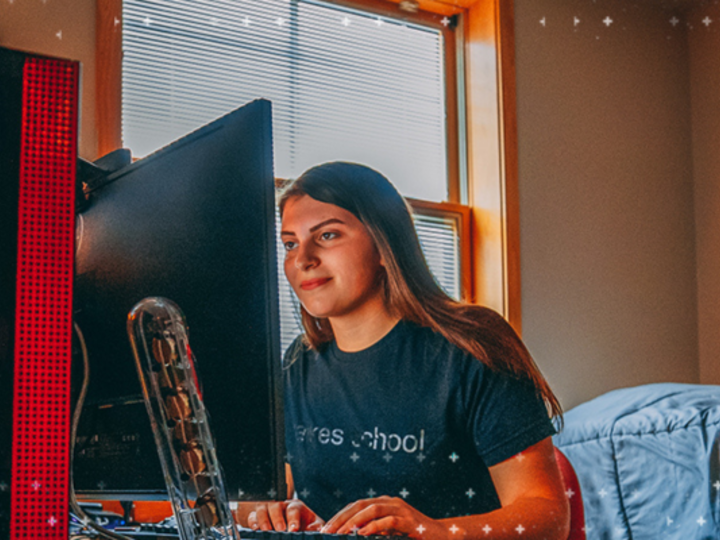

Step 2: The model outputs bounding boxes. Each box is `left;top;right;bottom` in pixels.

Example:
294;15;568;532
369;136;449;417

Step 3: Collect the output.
553;383;720;540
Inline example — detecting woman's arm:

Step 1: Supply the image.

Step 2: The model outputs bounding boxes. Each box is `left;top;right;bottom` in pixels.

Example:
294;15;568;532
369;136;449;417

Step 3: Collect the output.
321;437;570;540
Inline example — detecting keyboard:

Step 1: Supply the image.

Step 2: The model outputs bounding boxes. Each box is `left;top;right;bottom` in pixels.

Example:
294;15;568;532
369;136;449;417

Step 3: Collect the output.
111;523;410;540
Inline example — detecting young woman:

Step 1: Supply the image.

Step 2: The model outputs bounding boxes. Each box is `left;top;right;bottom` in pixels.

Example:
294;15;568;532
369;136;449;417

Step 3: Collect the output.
245;162;570;539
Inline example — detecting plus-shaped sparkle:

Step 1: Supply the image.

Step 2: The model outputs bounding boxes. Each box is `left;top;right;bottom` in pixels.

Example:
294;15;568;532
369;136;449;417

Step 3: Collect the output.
367;488;377;498
300;488;310;498
375;17;383;27
516;524;525;534
237;489;245;498
539;17;546;27
48;516;57;527
441;17;450;27
666;516;674;526
383;453;392;463
599;488;608;498
574;17;581;27
515;452;525;462
697;516;707;526
416;524;426;535
350;452;360;462
703;16;712;27
449;524;459;534
449;452;459;463
416;452;426;462
670;16;680;27
56;30;62;40
399;488;409;499
31;481;41;491
143;16;151;26
565;488;575;499
603;16;613;27
466;488;475;499
0;482;8;492
267;488;277;498
713;480;720;490
334;489;343;498
482;524;492;534
341;16;350;27
276;18;285;27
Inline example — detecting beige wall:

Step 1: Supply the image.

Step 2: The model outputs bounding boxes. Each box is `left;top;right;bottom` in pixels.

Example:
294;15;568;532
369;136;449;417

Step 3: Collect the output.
688;1;720;386
0;0;97;159
514;0;701;409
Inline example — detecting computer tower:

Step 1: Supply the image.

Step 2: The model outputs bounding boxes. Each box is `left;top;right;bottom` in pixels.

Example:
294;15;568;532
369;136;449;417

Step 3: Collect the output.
0;46;79;539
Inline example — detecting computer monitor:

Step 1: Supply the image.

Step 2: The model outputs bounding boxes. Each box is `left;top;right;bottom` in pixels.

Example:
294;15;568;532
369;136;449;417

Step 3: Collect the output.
72;99;286;503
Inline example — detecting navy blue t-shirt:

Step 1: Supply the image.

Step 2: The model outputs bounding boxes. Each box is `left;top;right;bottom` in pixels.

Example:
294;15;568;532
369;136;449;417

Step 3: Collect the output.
283;319;555;521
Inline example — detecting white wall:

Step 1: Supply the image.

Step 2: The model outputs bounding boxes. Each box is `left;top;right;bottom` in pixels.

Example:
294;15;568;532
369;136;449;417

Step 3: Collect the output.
514;0;700;409
688;0;720;386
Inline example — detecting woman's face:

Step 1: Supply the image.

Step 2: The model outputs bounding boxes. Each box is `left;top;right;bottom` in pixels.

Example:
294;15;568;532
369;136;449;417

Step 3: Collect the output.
281;194;385;321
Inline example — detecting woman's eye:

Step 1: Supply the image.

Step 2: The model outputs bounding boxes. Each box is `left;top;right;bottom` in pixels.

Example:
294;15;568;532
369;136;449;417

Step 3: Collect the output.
320;231;338;241
283;241;297;251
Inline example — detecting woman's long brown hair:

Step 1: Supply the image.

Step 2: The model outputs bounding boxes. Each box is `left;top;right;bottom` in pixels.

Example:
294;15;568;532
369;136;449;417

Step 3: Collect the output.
279;162;562;422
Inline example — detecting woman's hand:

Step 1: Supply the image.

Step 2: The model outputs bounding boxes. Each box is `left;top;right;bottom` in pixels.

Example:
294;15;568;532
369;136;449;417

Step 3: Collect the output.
247;499;324;532
321;496;448;539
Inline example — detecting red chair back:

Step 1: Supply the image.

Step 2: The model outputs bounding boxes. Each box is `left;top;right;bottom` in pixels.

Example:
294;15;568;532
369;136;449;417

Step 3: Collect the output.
554;446;586;540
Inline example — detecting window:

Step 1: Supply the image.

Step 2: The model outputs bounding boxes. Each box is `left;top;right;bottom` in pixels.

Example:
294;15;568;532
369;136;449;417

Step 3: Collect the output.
116;0;467;352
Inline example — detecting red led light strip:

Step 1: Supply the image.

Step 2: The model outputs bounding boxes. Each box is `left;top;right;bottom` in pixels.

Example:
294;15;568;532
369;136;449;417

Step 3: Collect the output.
10;56;78;539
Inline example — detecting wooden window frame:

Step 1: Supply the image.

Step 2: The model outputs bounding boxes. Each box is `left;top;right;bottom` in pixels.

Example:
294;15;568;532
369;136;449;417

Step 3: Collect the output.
96;0;521;332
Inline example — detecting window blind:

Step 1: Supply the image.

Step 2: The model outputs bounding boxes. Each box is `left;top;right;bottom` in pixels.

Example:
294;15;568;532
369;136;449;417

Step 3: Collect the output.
120;0;462;354
122;0;448;201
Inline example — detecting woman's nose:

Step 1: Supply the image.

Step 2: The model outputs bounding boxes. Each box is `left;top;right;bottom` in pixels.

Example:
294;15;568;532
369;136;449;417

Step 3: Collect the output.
294;242;318;270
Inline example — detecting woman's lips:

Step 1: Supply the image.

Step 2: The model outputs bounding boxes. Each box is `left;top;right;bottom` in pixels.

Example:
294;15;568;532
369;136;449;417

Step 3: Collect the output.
300;277;331;291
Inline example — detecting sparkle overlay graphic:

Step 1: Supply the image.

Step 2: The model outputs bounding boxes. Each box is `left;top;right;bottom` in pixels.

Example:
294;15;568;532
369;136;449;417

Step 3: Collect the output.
416;452;426;462
334;489;343;498
466;488;476;499
482;524;492;534
540;17;547;27
574;17;581;27
603;16;613;27
713;480;720;491
515;452;525;462
670;16;680;27
268;488;278;498
31;480;41;491
375;17;383;27
599;488;608;498
350;452;360;462
341;16;350;27
666;516;674;526
515;524;525;534
697;516;707;526
441;17;450;27
237;489;245;498
300;488;310;498
399;488;409;499
449;452;459;463
565;488;575;499
703;16;713;27
416;524;426;535
449;524;459;534
383;453;393;463
48;516;58;527
367;488;377;497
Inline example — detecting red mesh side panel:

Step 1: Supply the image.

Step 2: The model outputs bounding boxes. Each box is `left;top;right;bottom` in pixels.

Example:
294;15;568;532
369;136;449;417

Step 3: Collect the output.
10;56;78;540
